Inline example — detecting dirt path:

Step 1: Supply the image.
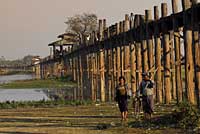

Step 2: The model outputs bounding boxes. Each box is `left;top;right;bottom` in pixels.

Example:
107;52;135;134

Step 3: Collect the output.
0;103;188;134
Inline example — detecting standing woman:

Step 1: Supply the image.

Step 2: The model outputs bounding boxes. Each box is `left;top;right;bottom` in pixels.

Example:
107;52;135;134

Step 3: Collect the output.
115;76;130;122
139;72;154;120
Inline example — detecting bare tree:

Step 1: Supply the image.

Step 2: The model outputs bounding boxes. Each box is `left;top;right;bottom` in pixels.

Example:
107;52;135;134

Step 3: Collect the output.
65;13;97;44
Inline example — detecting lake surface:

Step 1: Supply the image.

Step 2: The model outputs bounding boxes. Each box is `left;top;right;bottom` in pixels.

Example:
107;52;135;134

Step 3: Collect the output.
0;74;72;102
0;89;50;102
0;74;34;84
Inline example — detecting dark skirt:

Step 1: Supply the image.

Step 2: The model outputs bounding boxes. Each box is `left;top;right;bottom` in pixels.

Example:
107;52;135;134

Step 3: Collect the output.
142;95;154;114
118;96;128;112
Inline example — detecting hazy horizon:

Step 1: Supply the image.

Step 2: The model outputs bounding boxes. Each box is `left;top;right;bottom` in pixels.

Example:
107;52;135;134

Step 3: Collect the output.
0;0;179;60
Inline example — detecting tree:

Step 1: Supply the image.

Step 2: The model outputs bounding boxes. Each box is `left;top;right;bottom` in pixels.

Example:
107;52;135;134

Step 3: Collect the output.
65;13;97;44
0;56;6;61
0;55;34;66
22;55;34;65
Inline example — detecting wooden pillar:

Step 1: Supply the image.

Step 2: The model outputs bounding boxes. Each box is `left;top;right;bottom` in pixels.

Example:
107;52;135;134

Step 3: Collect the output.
91;53;96;101
87;47;91;100
72;50;76;81
104;37;108;101
90;32;96;101
94;31;99;101
120;21;125;76
107;27;112;101
170;32;177;100
109;25;116;101
124;14;131;85
112;39;117;100
91;53;95;101
81;40;89;100
116;23;121;83
145;10;154;78
103;20;109;101
135;15;143;87
88;52;92;100
76;56;80;100
154;6;163;103
162;3;171;104
96;52;100;101
140;15;148;73
130;13;136;96
79;54;84;100
182;0;195;104
192;0;200;107
93;51;98;101
99;20;106;102
172;0;183;103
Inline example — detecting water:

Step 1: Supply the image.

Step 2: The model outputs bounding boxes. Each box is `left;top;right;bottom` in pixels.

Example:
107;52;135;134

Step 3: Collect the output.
0;74;73;102
0;74;49;102
0;74;34;84
0;89;50;102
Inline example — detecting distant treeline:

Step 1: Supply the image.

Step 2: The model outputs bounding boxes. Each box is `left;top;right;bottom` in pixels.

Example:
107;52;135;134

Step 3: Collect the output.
0;55;35;67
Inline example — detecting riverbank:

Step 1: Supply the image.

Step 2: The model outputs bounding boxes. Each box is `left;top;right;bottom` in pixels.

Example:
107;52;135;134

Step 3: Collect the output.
0;78;77;89
0;103;195;134
0;70;33;76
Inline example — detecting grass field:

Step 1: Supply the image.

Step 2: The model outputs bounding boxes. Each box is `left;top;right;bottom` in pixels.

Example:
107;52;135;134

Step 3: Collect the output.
0;103;196;134
0;78;77;89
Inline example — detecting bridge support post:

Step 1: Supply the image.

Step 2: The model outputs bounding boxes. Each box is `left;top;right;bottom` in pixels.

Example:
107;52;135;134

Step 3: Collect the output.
135;15;142;88
99;20;106;102
182;0;195;104
192;0;200;107
124;14;131;87
130;13;136;96
172;0;183;104
154;6;163;103
162;3;171;104
145;10;154;80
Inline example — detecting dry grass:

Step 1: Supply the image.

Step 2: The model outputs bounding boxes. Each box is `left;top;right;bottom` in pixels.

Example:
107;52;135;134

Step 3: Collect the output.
0;103;192;134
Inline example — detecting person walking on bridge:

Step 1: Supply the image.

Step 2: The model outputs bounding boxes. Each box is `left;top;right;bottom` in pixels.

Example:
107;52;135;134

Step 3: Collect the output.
115;76;131;122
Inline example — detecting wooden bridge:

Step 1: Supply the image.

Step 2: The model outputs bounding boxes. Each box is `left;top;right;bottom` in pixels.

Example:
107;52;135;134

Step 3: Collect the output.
38;0;200;106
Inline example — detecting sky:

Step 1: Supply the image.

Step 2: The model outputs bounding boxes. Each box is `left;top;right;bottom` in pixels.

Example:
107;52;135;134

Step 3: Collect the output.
0;0;181;60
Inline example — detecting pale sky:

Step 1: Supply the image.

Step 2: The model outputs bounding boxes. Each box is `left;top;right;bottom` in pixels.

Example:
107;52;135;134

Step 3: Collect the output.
0;0;181;60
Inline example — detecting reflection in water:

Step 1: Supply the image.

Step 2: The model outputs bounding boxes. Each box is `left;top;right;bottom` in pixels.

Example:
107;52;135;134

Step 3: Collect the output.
0;89;49;102
44;88;75;101
0;88;76;102
0;74;76;102
0;74;34;84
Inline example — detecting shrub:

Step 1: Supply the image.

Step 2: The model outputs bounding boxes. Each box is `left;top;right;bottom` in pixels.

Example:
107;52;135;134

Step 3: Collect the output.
176;102;200;129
